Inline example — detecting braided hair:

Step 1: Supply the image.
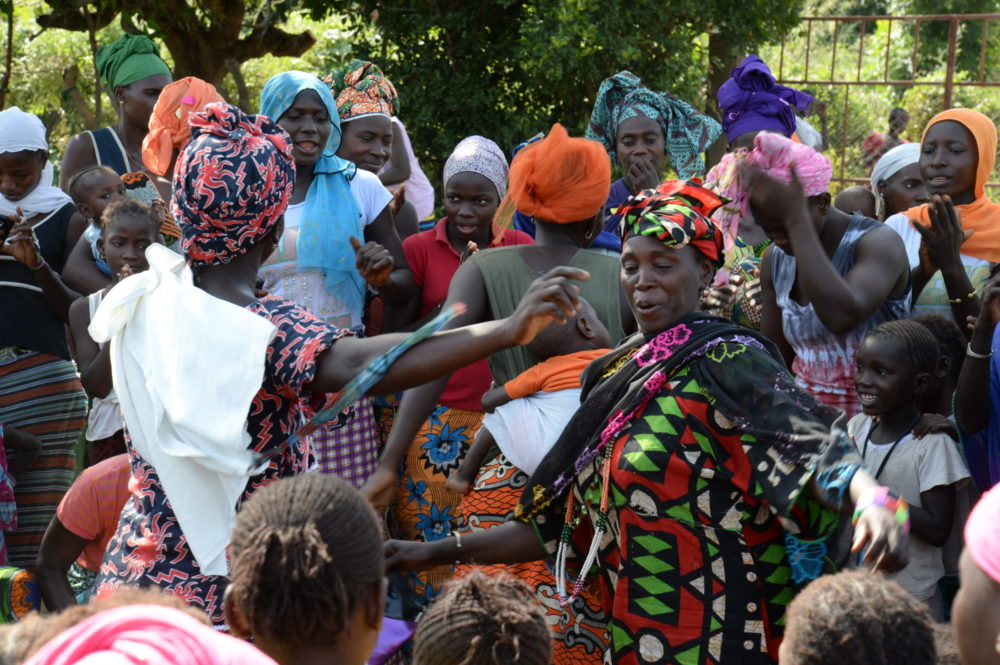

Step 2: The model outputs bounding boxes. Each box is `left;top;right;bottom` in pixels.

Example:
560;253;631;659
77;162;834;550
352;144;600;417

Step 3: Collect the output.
227;473;383;648
412;571;552;665
913;314;966;381
100;198;161;236
864;319;940;376
783;570;935;665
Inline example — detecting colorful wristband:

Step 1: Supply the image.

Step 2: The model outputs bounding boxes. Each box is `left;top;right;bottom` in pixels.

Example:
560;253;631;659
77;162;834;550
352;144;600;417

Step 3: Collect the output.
28;257;46;271
852;486;910;534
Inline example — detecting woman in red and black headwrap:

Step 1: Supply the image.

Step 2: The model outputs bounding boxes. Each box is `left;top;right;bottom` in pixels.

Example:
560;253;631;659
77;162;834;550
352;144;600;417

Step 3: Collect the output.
387;180;911;665
90;103;584;627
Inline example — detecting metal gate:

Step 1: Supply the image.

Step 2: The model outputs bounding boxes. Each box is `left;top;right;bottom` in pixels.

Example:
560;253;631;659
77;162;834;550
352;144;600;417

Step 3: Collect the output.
763;14;1000;193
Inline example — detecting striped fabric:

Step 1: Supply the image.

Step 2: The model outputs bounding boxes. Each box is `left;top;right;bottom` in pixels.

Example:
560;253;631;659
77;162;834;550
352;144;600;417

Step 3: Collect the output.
0;350;87;568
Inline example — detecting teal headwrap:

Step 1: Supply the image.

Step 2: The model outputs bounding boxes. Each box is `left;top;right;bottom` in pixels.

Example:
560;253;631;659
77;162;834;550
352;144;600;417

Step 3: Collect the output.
586;71;721;180
259;71;365;319
95;34;171;90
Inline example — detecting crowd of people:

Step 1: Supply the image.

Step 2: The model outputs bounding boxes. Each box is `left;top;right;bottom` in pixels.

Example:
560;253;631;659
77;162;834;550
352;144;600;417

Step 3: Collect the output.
0;31;998;665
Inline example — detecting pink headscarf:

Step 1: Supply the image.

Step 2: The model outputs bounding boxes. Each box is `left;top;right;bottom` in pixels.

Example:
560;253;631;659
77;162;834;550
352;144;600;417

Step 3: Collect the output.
743;131;832;196
965;484;1000;584
24;605;278;665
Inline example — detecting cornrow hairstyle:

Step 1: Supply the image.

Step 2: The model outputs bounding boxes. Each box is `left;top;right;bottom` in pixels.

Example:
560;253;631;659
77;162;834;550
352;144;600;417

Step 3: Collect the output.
412;570;553;665
100;198;160;237
784;570;935;665
67;165;118;204
228;473;384;648
864;318;940;376
913;314;965;381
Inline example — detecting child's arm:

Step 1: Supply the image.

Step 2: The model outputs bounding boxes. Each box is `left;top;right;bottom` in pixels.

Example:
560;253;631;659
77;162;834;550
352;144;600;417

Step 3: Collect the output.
446;427;495;495
61;232;111;295
4;427;40;478
36;516;89;612
909;484;957;547
481;386;511;413
67;297;113;398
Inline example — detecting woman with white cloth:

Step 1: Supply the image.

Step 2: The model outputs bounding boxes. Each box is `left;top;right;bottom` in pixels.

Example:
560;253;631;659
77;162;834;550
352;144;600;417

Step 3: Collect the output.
0;107;88;568
869;143;930;222
88;102;586;626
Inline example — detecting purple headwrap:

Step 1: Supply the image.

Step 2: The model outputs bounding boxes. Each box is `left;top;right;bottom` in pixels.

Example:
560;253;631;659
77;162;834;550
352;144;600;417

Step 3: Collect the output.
717;55;813;143
173;102;295;267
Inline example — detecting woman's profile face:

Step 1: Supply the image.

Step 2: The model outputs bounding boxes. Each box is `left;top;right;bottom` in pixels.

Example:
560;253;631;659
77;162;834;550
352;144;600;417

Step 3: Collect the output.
621;236;711;334
880;162;929;217
117;74;172;130
336;115;393;173
920;120;978;205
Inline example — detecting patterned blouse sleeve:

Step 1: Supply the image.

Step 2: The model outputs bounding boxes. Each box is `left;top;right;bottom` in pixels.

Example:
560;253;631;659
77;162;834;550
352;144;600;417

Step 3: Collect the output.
692;339;862;535
256;298;351;394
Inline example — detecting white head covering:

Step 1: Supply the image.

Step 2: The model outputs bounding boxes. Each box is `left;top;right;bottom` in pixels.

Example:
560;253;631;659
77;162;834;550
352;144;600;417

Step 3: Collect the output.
869;142;921;219
0;107;72;219
443;135;509;199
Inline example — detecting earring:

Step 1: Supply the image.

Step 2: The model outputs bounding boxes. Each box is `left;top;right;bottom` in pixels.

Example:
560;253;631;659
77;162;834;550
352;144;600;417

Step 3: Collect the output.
584;228;594;240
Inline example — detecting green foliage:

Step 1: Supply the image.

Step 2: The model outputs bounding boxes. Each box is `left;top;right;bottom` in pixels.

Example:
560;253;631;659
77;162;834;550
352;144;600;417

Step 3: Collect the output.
304;0;805;184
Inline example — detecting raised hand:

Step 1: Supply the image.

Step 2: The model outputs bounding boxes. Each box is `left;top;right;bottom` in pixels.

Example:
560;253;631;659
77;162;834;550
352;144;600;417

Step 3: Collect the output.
389;184;407;215
350;235;394;288
852;503;909;573
913;195;973;277
624;157;660;195
459;240;479;264
503;266;590;346
738;163;809;230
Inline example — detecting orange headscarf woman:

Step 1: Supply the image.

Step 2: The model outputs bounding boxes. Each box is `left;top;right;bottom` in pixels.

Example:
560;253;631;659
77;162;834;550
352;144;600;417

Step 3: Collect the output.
886;108;999;322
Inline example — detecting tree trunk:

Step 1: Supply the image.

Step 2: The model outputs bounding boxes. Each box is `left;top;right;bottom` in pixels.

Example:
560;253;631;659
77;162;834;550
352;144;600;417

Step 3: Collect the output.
705;30;738;171
0;0;13;110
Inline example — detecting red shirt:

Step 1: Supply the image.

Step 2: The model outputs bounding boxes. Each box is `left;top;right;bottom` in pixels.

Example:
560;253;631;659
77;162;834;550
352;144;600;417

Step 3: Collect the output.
56;454;131;571
403;219;534;411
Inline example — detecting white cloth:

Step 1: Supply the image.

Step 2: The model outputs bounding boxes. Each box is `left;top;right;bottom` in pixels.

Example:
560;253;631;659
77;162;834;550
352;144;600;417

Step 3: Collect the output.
259;172;391;329
481;388;582;475
848;414;971;601
0;107;72;218
381;118;435;220
85;291;124;441
795;116;824;150
89;244;276;575
869;143;920;191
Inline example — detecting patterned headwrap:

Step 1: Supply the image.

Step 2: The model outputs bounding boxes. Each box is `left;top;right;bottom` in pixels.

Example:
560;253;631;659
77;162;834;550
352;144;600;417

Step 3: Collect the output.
744;131;832;196
172;103;295;267
587;71;721;179
95;34;171;90
619;179;727;268
142;77;224;176
717;55;812;143
325;60;399;121
443;135;509;199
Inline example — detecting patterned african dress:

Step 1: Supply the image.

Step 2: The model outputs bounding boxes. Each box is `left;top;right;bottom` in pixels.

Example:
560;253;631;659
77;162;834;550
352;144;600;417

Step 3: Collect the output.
455;453;608;665
517;315;861;665
94;297;345;625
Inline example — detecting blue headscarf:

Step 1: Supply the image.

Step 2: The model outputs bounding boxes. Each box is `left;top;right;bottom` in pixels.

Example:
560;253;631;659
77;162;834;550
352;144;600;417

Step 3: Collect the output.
259;71;364;317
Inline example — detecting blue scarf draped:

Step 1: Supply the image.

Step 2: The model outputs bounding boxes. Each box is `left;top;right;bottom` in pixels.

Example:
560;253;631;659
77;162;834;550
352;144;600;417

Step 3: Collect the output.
259;71;365;316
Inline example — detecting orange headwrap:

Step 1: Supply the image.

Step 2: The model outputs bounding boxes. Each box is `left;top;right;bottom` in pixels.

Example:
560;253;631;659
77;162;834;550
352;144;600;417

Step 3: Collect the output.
142;77;224;176
905;108;1000;262
503;123;611;224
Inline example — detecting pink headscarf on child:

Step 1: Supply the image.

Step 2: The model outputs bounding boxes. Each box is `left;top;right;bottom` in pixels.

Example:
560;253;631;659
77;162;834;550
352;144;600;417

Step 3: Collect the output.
23;605;278;665
965;484;1000;583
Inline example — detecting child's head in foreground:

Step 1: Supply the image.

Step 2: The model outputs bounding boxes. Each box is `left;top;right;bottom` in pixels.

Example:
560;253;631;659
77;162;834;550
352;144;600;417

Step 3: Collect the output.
226;473;385;665
97;199;162;279
412;570;552;665
953;484;1000;665
526;296;612;360
834;185;877;219
778;569;935;665
68;165;126;225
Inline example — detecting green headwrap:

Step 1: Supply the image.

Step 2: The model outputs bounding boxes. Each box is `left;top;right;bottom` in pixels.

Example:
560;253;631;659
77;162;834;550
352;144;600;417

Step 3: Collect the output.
95;34;171;90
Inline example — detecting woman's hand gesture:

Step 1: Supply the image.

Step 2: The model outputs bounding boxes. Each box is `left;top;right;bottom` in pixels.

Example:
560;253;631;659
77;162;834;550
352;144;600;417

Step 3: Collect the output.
738;164;809;232
351;236;394;288
852;504;909;574
914;195;973;277
1;208;42;269
503;266;590;346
